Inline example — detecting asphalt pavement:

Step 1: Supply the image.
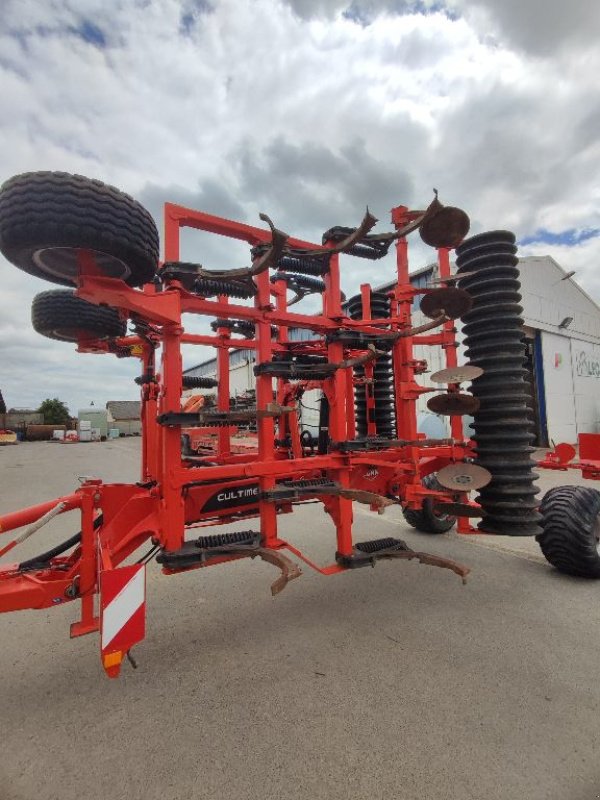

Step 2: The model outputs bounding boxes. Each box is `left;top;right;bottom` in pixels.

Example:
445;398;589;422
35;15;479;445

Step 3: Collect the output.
1;439;599;800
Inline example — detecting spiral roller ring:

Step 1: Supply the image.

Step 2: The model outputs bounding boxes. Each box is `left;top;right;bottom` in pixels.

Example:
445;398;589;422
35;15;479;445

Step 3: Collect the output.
347;291;396;438
456;230;541;536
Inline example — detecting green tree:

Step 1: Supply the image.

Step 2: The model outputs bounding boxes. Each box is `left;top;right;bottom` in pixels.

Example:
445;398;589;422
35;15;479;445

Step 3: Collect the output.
38;398;70;425
0;389;6;415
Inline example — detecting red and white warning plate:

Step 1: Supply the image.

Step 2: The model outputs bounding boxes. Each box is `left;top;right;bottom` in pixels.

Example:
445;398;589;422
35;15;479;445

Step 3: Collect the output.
100;563;146;677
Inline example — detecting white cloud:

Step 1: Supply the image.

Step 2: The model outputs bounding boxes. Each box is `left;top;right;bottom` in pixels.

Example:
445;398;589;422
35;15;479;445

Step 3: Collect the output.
0;0;598;410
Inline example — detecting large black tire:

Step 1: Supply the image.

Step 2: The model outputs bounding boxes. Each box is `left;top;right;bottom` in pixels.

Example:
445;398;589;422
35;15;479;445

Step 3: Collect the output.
537;485;600;578
402;473;457;534
31;290;126;342
0;172;159;287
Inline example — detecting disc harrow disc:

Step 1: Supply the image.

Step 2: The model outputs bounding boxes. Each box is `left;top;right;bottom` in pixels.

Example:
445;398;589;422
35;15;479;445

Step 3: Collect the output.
419;206;471;249
436;463;492;491
427;392;480;415
430;365;484;384
420;287;472;320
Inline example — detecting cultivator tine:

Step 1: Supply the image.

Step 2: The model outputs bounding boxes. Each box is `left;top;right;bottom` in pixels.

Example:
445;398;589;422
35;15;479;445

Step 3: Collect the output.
249;548;302;596
336;488;395;513
391;314;449;338
384;550;471;584
161;212;289;288
299;208;380;256
335;191;468;247
248;214;289;276
338;344;386;370
337;537;470;583
205;213;289;279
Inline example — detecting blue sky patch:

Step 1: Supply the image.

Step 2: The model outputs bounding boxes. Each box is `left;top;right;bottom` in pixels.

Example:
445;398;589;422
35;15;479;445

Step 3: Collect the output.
69;20;107;48
520;228;600;247
180;0;214;35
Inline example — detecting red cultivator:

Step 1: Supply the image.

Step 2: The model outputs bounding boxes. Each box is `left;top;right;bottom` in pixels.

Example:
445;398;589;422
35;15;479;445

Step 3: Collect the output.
1;171;542;677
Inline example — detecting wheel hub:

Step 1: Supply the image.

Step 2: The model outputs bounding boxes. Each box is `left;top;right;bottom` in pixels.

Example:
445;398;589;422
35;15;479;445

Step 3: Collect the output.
33;247;131;282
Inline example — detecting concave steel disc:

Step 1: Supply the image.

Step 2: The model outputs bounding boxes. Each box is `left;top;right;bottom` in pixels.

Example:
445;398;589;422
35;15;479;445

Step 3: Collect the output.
427;393;480;415
430;365;484;383
433;502;484;518
436;463;492;491
419;206;471;249
420;287;472;320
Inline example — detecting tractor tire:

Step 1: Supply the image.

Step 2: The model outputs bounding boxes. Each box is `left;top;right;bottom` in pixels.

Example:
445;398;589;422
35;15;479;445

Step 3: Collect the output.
402;473;457;534
0;171;159;287
31;290;126;342
537;485;600;578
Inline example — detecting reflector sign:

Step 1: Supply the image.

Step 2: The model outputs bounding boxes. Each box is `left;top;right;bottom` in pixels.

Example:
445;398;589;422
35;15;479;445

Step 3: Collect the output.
100;564;146;677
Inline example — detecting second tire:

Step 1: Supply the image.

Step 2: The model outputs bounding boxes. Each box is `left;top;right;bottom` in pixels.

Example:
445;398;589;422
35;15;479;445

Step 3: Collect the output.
31;290;126;342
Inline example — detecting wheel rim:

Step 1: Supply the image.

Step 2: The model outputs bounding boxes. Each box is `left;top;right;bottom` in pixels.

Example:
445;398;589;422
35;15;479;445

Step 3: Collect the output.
49;328;106;342
32;247;131;282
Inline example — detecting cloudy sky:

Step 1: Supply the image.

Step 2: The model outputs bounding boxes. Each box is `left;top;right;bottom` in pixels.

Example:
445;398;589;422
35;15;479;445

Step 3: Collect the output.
0;0;598;413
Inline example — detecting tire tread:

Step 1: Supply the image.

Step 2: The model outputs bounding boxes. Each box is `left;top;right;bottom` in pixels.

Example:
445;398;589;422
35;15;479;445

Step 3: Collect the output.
31;289;126;342
0;172;159;287
538;485;600;578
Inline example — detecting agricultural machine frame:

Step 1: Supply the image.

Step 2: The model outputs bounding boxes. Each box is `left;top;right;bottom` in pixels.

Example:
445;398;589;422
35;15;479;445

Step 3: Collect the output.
1;171;545;677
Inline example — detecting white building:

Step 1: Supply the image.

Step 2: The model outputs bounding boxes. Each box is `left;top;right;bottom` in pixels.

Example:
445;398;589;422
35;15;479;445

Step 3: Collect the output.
515;256;600;445
183;256;600;446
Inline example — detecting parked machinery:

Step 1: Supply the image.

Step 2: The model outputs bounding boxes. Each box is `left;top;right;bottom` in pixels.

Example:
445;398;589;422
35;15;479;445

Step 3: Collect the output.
0;171;579;679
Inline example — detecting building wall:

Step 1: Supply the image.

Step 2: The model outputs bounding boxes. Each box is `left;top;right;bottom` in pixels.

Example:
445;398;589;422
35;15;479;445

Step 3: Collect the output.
110;419;142;436
520;256;600;343
78;410;108;437
1;411;43;430
541;332;600;443
519;257;600;443
230;356;256;395
540;331;577;443
571;341;600;436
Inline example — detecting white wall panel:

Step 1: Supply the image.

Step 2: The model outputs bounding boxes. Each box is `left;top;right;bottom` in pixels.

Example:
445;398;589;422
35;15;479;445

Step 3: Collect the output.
541;331;576;443
229;359;255;396
570;339;600;433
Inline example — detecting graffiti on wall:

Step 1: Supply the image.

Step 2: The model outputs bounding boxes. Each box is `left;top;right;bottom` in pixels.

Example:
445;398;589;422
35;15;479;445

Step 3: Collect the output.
575;350;600;377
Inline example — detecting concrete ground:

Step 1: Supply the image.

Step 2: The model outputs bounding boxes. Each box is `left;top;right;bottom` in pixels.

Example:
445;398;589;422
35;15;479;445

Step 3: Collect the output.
1;439;599;800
